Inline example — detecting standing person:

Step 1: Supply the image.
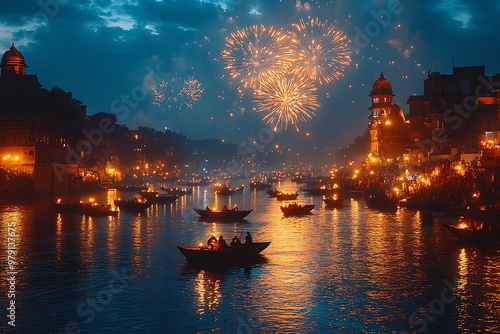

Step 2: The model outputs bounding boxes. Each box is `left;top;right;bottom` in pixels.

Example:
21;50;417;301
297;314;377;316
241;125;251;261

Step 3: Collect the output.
245;232;253;245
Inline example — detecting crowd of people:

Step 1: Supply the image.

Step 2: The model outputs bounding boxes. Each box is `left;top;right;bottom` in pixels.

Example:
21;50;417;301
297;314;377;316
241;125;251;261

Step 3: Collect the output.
206;232;253;250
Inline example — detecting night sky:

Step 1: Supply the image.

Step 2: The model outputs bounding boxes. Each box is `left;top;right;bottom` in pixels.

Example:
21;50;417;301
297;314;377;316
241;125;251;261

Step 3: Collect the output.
1;0;500;157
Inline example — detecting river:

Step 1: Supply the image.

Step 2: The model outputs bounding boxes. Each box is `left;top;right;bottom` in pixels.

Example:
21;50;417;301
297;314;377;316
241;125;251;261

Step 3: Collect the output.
0;179;499;333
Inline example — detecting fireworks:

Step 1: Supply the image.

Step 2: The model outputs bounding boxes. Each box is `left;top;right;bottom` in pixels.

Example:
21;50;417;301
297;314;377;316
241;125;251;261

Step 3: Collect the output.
254;74;320;131
221;24;292;92
152;76;204;110
218;19;350;130
288;18;351;85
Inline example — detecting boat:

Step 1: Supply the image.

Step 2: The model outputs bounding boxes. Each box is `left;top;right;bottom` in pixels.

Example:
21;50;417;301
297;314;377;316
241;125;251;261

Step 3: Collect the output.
177;179;209;186
276;192;299;201
194;207;252;220
443;220;500;243
162;187;193;196
145;193;178;204
113;199;152;212
267;189;281;197
216;185;244;195
365;193;399;211
53;199;118;217
323;194;345;207
177;241;271;264
302;186;336;196
139;191;178;204
280;203;315;215
249;180;272;190
364;186;399;211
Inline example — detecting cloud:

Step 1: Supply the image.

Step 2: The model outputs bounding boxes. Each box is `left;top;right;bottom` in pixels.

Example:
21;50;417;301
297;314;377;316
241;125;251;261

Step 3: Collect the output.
0;0;499;153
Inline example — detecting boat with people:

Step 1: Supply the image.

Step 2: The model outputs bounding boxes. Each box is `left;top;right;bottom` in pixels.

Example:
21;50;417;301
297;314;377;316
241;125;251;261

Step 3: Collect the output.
276;192;299;201
443;219;500;243
249;180;272;190
322;194;345;207
53;198;119;217
267;189;281;197
216;185;245;195
177;238;271;264
280;203;315;215
194;206;252;220
113;199;152;212
139;190;178;204
161;187;193;196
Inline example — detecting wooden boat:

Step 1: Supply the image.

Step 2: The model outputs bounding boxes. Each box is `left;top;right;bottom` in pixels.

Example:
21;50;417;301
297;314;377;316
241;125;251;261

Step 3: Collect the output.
443;221;500;243
162;187;193;196
177;179;209;186
139;191;178;204
276;192;299;201
113;199;152;212
280;203;315;215
177;241;271;264
216;185;244;195
267;189;281;197
249;181;272;190
302;186;336;196
323;194;345;207
53;199;118;217
194;207;252;220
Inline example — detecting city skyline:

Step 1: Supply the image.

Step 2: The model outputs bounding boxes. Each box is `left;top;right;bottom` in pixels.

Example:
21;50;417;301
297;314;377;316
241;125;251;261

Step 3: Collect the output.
1;0;500;154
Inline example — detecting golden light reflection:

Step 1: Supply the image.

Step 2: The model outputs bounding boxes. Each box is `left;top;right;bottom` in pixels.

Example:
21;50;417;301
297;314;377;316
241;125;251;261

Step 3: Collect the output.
195;270;221;314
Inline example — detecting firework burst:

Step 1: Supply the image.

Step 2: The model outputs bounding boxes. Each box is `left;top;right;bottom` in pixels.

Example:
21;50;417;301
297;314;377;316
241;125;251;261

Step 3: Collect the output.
152;76;204;110
254;74;320;131
289;18;351;85
221;24;292;92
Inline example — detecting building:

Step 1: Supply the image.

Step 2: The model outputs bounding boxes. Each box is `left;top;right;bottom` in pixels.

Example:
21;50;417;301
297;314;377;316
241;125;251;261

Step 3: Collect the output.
407;66;500;155
367;73;411;165
0;43;83;194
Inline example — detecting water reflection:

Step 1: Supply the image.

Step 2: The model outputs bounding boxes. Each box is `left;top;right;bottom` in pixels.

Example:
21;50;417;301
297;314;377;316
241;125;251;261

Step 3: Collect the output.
0;180;499;333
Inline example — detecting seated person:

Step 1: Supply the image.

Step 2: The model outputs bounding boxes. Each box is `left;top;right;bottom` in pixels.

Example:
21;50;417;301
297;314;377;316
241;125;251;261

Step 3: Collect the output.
207;236;217;249
222;205;228;211
218;236;228;250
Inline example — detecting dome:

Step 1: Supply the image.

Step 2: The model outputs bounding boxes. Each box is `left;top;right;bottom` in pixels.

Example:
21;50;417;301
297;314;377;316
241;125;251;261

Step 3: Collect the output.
371;72;393;95
1;43;27;75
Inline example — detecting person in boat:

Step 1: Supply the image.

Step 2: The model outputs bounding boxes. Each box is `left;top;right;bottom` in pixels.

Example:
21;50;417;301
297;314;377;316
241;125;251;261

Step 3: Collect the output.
206;206;211;212
222;205;228;211
218;236;228;250
233;205;238;211
207;236;217;249
245;232;253;245
231;236;242;247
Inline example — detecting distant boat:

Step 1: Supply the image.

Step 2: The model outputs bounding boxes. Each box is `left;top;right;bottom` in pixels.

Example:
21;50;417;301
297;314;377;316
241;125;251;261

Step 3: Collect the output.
249;180;272;190
114;199;152;212
267;189;281;197
280;203;315;215
53;199;118;217
323;194;345;207
139;191;178;204
194;207;252;220
444;220;500;243
276;192;299;201
216;185;244;195
177;241;271;264
177;179;209;186
162;187;193;196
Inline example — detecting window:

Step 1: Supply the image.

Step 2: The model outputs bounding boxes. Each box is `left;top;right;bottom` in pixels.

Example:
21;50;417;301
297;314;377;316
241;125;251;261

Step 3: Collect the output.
373;98;379;103
460;79;470;94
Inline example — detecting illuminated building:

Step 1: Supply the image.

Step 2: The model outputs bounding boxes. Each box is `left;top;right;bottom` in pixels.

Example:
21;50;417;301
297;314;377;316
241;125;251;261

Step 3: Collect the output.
367;72;410;165
0;43;82;193
407;66;500;155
